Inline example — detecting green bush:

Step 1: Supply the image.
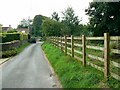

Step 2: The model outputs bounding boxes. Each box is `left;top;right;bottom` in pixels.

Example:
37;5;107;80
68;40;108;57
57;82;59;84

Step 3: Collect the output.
1;49;17;58
110;41;120;50
7;30;18;33
28;38;36;43
1;42;30;58
20;33;28;41
41;36;46;41
0;33;20;43
0;33;28;43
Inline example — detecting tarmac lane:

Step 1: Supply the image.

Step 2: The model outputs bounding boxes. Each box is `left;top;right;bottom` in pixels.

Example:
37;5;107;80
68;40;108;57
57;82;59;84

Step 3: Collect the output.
1;42;61;88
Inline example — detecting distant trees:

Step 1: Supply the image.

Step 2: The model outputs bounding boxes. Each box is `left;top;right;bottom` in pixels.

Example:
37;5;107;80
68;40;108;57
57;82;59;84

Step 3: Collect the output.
42;18;69;36
16;2;120;38
30;15;50;37
61;7;81;36
42;2;119;37
17;18;32;28
33;15;42;36
85;2;120;36
31;3;120;37
52;12;60;21
80;24;93;36
42;18;59;36
41;7;82;37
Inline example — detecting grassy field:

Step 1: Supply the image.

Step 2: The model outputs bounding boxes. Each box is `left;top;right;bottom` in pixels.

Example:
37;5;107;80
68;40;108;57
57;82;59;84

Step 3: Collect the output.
42;42;120;88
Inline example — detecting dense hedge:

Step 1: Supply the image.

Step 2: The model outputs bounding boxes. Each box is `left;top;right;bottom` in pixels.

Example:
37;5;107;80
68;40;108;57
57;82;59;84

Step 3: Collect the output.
0;33;28;43
1;49;17;58
1;42;30;58
20;33;28;41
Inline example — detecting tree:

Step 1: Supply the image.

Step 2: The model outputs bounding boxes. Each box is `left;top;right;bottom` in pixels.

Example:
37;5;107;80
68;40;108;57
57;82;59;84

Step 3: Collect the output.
42;18;60;36
61;7;80;36
80;24;93;36
52;12;60;21
33;15;42;36
17;18;32;28
85;2;120;36
42;18;69;36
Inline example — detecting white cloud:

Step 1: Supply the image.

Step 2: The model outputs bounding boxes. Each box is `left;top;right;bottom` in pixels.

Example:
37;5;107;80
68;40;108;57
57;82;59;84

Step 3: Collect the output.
0;0;92;28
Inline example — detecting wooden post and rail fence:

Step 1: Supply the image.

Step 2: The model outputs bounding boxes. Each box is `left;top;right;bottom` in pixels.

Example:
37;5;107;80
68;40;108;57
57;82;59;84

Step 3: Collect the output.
47;33;120;81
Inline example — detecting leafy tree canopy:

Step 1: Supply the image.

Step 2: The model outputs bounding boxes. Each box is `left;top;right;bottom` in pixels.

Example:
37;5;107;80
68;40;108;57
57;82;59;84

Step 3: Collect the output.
33;15;42;36
42;18;68;36
17;18;32;28
52;12;60;21
62;7;81;35
85;2;120;36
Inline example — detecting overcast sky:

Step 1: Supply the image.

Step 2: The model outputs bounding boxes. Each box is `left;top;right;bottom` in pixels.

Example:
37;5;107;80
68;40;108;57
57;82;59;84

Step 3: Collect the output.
0;0;93;28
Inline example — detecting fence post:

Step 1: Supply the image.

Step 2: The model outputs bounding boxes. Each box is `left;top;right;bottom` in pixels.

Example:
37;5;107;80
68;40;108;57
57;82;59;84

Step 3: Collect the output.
57;37;58;47
53;36;54;46
82;35;86;67
65;35;67;55
57;37;59;48
52;36;53;45
48;37;50;42
55;36;57;47
48;37;50;43
50;37;51;43
51;37;52;43
104;33;110;80
57;37;59;47
61;36;62;51
71;35;74;57
52;36;54;45
54;36;55;46
56;36;58;47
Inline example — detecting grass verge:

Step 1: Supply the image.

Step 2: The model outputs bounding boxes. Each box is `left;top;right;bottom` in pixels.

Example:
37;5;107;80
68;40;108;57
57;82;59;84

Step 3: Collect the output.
42;42;120;88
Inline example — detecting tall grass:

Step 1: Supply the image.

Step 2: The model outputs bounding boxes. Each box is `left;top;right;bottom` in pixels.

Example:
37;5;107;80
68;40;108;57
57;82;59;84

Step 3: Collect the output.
42;42;120;88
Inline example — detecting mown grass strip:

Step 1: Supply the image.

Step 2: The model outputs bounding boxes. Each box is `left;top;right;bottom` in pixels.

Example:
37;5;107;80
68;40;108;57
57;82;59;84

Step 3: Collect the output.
42;42;120;88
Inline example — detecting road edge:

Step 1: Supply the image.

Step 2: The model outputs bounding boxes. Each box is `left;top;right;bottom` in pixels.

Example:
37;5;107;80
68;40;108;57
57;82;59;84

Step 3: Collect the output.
0;57;13;66
41;47;63;88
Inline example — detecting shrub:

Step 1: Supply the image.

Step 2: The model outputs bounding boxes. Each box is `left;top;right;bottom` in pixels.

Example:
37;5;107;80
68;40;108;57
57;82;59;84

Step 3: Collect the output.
28;38;36;43
20;33;28;41
0;33;28;43
0;33;20;43
7;30;18;33
110;41;120;59
110;41;120;50
1;49;17;58
41;36;46;41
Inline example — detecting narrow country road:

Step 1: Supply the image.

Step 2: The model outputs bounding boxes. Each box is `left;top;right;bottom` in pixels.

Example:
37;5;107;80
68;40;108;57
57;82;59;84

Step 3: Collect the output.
1;42;60;88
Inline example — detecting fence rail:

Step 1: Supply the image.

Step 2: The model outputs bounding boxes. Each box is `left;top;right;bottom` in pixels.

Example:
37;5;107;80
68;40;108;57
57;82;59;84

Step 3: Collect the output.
47;33;120;81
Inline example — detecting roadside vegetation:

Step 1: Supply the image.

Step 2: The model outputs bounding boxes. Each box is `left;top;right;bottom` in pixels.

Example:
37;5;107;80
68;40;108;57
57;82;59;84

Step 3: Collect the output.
1;1;119;88
42;42;120;88
1;42;30;58
0;32;30;58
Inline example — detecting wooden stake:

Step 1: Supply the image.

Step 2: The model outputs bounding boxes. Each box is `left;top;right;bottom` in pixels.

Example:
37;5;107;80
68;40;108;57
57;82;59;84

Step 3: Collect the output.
60;36;62;51
82;35;86;67
71;35;74;57
65;36;67;55
104;33;110;80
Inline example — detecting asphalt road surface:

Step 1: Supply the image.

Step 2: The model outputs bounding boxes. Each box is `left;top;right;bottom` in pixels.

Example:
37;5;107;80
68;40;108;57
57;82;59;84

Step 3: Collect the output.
1;42;61;88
